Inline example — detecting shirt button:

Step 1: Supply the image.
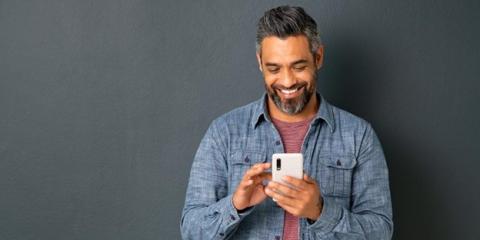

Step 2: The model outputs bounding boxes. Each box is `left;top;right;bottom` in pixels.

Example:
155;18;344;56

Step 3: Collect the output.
275;140;281;146
275;236;280;240
230;214;236;220
244;156;250;163
219;233;224;236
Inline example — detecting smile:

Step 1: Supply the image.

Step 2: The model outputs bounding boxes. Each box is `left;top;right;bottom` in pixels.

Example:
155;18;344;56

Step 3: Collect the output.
280;88;299;94
278;86;304;96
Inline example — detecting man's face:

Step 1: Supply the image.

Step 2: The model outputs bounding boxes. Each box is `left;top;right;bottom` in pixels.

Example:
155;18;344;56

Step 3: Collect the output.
257;35;323;115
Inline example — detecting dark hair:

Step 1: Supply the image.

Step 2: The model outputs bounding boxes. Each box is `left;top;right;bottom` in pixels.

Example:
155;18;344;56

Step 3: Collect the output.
256;5;322;55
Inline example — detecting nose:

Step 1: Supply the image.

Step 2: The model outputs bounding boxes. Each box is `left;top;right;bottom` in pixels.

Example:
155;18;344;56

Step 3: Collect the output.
278;68;296;89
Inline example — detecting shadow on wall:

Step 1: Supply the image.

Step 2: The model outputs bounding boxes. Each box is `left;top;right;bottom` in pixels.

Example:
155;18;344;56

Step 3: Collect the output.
318;36;453;240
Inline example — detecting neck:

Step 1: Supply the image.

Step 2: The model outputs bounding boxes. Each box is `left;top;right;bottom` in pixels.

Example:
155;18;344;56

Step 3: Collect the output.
267;93;319;123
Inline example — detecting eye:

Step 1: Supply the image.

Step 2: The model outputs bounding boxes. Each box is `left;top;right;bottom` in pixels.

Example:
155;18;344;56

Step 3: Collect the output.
293;65;307;72
267;67;280;74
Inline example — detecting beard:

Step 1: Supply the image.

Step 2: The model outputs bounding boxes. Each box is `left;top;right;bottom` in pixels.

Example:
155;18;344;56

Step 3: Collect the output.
265;80;315;115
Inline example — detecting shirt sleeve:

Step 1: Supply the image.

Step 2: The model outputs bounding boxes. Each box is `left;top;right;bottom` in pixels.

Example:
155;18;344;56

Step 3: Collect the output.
307;123;394;239
180;120;253;239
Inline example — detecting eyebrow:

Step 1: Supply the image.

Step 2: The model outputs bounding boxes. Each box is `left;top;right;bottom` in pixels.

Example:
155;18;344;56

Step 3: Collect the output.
291;59;308;65
264;59;309;67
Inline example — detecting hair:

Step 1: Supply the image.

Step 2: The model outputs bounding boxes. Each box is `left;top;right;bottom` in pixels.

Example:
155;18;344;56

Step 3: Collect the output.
256;5;322;56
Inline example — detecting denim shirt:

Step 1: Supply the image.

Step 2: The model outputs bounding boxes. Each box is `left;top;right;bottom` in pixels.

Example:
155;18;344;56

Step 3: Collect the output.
181;93;393;240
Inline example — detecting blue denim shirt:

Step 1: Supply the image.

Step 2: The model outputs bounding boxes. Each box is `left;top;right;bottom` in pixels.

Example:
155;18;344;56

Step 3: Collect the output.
181;93;393;240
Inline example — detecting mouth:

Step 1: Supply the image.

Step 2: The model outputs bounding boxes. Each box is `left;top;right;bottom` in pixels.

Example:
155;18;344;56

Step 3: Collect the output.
276;85;305;99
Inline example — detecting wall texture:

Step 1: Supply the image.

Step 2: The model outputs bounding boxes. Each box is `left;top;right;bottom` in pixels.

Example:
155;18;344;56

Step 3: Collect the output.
1;1;479;239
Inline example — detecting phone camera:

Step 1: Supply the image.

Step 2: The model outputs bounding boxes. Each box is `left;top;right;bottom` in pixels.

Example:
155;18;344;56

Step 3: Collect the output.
276;158;281;170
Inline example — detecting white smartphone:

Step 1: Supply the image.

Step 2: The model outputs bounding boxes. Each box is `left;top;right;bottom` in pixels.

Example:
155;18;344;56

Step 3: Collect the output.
272;153;303;184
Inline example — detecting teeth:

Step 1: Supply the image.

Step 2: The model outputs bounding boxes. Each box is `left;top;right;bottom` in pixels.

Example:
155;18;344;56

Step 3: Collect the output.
280;87;299;94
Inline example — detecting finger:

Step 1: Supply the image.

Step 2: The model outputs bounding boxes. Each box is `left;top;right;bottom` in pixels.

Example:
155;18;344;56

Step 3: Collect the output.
238;178;255;190
282;175;307;189
268;181;299;198
252;162;271;173
258;162;271;169
275;201;300;217
303;174;316;184
265;187;297;208
251;172;272;184
257;172;272;179
240;164;271;190
240;169;264;188
244;163;271;180
263;172;272;181
265;185;295;203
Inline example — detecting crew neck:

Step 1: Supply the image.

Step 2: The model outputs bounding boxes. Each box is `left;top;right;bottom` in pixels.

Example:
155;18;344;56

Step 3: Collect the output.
271;115;316;125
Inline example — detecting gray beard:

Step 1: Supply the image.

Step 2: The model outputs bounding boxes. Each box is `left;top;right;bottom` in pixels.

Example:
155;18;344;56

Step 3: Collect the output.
266;85;314;115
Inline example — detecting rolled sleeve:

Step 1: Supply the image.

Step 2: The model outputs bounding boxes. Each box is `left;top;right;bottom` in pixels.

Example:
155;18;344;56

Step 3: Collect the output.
307;197;343;234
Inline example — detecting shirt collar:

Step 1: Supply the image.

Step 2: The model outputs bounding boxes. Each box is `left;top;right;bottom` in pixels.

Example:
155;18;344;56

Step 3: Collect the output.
251;92;335;133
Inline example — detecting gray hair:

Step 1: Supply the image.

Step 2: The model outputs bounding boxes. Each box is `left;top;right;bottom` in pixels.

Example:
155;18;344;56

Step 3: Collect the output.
256;6;322;56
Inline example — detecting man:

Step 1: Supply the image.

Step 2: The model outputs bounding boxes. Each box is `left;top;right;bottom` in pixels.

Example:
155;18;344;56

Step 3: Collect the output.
181;5;393;240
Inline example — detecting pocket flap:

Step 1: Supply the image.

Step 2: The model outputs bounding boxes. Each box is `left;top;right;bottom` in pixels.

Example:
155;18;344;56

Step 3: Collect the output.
320;155;356;169
230;151;267;165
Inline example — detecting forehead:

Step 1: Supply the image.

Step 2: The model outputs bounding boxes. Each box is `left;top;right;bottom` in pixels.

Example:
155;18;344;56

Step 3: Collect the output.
260;35;312;63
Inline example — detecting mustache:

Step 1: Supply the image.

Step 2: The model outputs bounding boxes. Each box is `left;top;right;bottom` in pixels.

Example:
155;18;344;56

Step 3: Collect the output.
271;82;307;91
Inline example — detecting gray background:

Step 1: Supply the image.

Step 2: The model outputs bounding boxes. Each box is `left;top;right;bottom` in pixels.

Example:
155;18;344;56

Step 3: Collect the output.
1;0;479;239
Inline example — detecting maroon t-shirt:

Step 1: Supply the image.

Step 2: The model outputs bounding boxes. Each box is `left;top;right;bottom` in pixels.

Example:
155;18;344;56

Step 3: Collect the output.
271;116;314;240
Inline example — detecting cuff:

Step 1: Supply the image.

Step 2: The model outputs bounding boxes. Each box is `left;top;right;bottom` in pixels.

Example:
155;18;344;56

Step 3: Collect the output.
307;197;342;233
210;194;255;236
228;194;255;220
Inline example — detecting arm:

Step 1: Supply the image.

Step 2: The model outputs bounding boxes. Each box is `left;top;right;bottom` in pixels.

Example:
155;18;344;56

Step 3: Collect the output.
180;121;247;239
307;124;393;239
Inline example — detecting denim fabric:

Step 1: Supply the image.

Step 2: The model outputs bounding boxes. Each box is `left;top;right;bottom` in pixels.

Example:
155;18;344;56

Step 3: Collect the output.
181;93;393;240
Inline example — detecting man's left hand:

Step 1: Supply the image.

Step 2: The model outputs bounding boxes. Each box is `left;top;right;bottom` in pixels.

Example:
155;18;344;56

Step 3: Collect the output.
265;174;323;221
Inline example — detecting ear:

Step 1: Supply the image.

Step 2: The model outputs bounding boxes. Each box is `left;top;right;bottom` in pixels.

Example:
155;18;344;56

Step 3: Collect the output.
315;45;325;70
256;52;263;72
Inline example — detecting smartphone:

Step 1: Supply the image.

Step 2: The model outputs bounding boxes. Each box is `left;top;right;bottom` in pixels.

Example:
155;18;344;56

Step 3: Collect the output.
272;153;303;184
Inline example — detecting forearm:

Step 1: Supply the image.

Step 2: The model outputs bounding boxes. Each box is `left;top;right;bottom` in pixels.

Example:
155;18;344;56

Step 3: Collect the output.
306;197;393;239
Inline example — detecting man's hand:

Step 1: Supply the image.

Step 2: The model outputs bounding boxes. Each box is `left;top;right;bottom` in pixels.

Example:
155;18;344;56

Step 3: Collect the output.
265;174;323;221
232;162;272;211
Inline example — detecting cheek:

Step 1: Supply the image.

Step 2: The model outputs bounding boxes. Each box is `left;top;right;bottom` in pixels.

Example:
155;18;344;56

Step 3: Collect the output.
263;75;277;86
295;71;315;84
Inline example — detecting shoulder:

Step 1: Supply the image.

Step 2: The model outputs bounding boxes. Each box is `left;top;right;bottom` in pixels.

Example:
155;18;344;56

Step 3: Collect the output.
329;103;371;132
326;101;380;158
210;99;260;131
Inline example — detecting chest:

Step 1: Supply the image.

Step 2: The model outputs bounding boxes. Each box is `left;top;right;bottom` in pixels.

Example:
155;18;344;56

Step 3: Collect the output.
226;122;357;204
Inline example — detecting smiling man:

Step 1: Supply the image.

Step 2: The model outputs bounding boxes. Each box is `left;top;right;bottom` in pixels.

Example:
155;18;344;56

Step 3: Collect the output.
181;5;393;240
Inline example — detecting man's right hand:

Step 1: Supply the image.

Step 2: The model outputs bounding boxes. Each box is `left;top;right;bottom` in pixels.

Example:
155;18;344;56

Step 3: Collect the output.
232;162;272;211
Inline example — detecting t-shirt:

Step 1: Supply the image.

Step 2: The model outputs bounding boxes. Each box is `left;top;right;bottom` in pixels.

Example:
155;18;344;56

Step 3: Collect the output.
272;116;315;240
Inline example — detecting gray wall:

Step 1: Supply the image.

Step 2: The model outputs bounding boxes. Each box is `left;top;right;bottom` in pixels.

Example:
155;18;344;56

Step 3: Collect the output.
1;1;479;239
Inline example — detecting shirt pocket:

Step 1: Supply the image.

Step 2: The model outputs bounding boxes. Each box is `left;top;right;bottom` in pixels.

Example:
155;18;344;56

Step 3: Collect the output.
318;155;357;198
228;150;267;193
